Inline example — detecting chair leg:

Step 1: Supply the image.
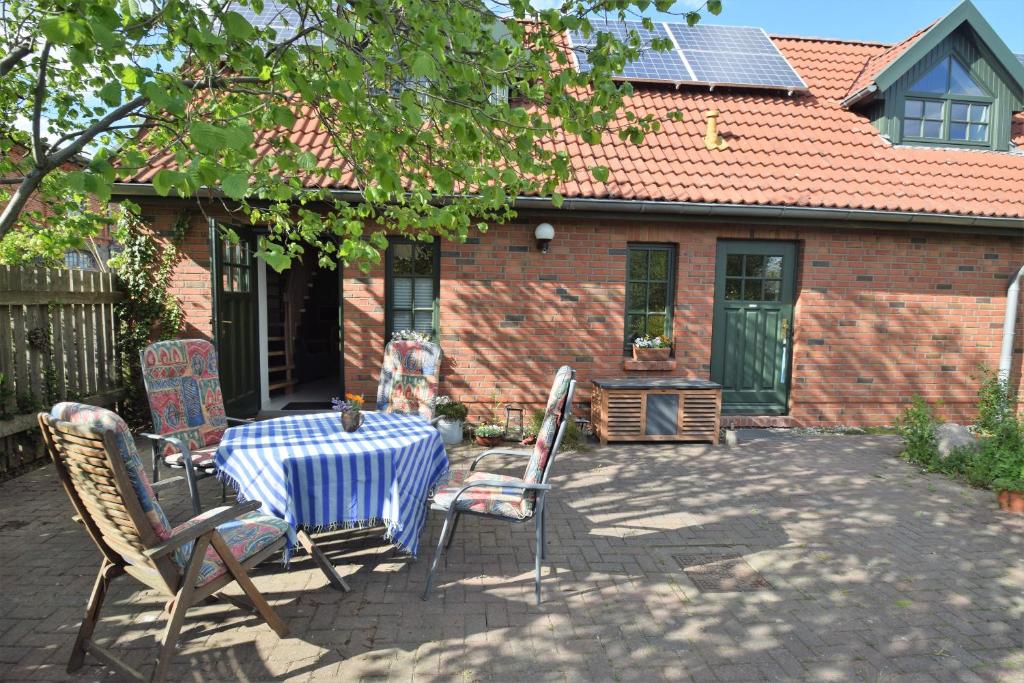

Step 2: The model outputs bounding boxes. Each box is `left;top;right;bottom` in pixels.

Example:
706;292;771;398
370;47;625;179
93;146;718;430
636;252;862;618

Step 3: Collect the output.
209;533;288;637
150;443;160;495
539;507;547;561
67;559;118;673
296;529;351;592
422;511;454;601
152;593;190;683
444;513;462;550
181;456;202;516
152;533;210;683
535;512;544;605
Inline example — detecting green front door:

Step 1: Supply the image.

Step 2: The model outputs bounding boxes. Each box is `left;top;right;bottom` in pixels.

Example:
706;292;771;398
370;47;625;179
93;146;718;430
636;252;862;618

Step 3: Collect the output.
710;241;797;414
212;223;260;417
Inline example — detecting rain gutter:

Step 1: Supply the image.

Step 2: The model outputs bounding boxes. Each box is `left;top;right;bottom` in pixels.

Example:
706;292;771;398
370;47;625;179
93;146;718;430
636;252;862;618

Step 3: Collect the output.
108;183;1024;234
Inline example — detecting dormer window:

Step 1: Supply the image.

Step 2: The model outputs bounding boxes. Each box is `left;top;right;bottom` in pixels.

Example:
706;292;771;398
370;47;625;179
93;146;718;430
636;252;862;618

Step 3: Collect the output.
902;56;992;145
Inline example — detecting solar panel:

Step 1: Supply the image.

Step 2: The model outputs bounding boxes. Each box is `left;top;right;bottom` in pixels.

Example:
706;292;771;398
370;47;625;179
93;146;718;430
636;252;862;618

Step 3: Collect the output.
568;21;691;85
570;20;807;92
219;1;315;44
1017;53;1024;68
671;25;807;90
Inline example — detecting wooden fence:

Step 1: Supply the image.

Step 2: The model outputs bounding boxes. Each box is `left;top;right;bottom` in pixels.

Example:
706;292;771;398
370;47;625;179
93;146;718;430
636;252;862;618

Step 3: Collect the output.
0;265;123;479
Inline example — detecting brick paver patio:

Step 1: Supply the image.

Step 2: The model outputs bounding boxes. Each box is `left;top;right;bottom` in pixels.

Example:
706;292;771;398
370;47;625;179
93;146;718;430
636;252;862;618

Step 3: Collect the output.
1;432;1022;682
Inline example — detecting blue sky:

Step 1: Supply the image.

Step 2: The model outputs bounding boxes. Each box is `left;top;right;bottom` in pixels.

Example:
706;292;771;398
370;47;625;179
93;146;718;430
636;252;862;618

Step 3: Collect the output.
649;0;1024;53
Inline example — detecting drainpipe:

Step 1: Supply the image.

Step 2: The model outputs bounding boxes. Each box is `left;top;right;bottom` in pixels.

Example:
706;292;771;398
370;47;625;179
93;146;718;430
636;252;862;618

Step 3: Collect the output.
999;265;1024;382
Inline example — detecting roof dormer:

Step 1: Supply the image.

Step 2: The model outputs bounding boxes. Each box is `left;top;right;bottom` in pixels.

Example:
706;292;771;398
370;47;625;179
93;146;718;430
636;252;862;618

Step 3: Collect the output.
842;0;1024;152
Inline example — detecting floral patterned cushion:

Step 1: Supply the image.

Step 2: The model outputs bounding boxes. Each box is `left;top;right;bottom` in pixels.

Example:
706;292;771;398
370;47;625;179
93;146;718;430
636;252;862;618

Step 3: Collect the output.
170;511;290;586
140;339;228;459
432;469;533;520
523;366;574;485
376;340;442;421
49;402;190;567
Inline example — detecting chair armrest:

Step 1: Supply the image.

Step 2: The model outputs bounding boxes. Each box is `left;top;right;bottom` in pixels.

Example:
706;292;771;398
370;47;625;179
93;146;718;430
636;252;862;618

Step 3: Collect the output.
144;501;262;559
470;447;533;471
141;432;188;453
151;476;185;491
226;416;253;425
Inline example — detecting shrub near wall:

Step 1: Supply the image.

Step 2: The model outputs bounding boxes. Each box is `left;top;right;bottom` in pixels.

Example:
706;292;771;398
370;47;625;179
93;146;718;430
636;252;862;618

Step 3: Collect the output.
896;369;1024;502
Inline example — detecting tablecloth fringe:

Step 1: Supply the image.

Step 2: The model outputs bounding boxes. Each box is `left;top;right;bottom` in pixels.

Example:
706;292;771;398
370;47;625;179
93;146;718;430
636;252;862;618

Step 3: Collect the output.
217;468;424;559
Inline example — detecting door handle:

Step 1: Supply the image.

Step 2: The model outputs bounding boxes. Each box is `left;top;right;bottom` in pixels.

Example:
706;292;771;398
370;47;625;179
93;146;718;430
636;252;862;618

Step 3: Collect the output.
779;318;791;384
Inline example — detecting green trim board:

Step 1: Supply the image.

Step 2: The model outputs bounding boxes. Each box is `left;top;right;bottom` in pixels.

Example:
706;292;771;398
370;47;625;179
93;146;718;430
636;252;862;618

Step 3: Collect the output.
871;0;1024;95
877;26;1022;150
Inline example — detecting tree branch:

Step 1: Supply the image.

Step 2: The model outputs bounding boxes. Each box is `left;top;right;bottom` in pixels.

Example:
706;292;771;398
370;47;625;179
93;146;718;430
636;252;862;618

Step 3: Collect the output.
31;42;51;165
0;43;32;78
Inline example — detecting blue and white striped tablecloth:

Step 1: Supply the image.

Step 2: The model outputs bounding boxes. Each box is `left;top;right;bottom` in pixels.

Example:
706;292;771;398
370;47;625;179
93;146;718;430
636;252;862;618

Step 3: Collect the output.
214;411;448;557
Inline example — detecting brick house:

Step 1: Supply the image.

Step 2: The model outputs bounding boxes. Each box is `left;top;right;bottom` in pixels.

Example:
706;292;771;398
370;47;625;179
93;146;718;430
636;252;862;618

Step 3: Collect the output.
112;0;1024;427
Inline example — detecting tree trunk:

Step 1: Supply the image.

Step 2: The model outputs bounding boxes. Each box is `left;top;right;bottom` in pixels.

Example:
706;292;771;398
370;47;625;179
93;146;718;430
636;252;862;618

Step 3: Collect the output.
0;168;46;239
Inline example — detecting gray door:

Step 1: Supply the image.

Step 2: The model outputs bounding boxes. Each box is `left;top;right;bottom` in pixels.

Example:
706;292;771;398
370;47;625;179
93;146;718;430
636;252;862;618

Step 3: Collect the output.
710;241;797;414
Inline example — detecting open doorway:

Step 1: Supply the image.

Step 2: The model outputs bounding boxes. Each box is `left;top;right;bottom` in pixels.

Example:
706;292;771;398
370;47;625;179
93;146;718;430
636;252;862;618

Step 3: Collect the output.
264;253;341;412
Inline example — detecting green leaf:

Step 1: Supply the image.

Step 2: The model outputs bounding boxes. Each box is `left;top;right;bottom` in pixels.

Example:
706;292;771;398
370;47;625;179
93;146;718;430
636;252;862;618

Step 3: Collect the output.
151;169;181;197
221;11;254;40
591;165;610;183
707;0;723;16
258;243;292;272
98;82;121;107
190;122;227;154
410;54;437;78
221;172;249;200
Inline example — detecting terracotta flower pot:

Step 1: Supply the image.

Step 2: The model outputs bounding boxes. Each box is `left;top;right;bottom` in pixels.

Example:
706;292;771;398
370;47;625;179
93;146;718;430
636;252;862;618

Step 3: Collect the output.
475;434;502;447
633;346;671;361
997;489;1024;513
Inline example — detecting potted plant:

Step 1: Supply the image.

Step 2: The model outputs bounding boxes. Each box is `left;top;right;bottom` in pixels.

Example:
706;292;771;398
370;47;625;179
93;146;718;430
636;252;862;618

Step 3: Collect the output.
474;423;504;447
633;334;672;361
392;330;432;343
433;396;468;446
332;393;365;432
996;480;1024;513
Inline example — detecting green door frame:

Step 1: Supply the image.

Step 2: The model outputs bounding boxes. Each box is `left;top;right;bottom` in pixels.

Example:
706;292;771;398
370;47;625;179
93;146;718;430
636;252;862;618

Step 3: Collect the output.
710;240;798;415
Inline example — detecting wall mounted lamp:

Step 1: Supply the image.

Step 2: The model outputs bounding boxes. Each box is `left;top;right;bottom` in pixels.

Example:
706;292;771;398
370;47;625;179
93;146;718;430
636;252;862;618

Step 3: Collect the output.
534;222;555;253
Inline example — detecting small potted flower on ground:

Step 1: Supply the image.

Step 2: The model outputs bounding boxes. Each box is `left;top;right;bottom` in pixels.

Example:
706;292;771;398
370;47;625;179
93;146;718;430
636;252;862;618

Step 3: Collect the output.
474;423;504;447
433;396;468;446
332;393;365;432
633;334;672;361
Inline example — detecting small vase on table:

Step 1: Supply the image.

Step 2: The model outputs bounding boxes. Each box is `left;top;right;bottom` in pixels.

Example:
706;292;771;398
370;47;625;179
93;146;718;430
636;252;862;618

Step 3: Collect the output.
332;393;365;433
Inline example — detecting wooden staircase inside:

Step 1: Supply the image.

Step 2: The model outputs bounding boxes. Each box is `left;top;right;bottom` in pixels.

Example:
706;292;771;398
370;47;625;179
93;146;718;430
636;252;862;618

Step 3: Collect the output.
267;258;311;395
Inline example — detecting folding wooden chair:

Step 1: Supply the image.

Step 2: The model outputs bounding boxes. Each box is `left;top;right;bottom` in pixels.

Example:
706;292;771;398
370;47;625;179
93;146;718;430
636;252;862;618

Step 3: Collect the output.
39;402;290;682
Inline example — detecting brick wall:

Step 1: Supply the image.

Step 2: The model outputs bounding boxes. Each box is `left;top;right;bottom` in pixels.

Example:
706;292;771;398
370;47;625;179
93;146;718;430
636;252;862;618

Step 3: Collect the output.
142;202;1023;427
143;209;215;340
343;218;1023;427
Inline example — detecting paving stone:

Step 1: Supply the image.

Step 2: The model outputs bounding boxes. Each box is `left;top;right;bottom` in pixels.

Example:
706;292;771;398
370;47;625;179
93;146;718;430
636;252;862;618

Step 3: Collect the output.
1;434;1022;680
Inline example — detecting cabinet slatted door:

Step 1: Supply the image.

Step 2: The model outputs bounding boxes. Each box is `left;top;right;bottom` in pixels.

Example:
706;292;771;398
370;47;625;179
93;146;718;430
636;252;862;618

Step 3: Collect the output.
591;379;721;445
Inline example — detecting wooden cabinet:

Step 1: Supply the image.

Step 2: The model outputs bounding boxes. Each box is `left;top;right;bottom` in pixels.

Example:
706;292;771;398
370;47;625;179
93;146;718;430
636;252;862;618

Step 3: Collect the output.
591;378;722;445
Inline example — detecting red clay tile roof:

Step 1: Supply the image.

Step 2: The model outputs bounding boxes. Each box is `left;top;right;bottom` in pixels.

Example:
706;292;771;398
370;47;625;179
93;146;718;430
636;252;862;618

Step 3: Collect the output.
120;35;1024;220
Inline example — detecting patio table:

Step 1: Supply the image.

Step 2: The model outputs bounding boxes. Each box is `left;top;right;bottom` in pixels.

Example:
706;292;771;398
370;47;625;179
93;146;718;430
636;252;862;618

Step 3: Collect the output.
214;411;449;564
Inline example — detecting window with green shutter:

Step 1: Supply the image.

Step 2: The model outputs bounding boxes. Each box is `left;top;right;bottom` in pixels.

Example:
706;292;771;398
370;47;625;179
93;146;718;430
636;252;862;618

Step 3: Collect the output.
624;244;675;350
385;239;440;340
